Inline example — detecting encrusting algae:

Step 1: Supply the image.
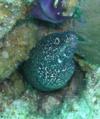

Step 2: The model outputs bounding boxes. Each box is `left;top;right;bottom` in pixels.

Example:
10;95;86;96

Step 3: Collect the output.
0;23;38;80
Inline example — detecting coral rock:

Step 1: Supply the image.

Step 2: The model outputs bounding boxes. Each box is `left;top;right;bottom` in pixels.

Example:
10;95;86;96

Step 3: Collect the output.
0;23;38;80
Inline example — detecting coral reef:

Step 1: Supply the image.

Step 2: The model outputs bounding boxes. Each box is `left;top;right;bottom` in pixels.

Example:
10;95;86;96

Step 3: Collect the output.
0;71;26;98
21;32;78;91
0;0;78;81
0;62;100;119
0;0;99;119
0;0;24;39
0;22;38;80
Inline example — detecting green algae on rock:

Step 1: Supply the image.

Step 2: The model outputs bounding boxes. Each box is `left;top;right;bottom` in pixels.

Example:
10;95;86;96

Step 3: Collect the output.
0;72;26;98
9;72;26;98
0;23;38;81
0;0;36;39
0;1;24;39
21;32;78;91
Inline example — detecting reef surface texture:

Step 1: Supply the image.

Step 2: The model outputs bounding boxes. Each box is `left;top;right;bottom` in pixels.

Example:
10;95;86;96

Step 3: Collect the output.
0;62;100;119
0;23;38;80
0;0;25;39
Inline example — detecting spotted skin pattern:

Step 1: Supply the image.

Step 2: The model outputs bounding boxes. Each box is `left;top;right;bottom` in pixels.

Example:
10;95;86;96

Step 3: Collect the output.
22;32;78;91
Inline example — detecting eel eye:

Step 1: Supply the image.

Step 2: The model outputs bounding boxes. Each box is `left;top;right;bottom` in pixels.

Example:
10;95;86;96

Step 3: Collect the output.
54;37;60;45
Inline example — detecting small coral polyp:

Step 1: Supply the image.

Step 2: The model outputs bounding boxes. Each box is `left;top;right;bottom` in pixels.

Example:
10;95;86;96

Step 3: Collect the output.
22;32;78;91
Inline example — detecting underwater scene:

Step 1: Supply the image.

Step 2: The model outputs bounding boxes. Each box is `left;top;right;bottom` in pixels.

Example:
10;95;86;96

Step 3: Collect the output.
0;0;100;119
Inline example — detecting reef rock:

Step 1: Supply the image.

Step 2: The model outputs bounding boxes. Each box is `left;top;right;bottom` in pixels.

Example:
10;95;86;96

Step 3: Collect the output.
0;23;38;81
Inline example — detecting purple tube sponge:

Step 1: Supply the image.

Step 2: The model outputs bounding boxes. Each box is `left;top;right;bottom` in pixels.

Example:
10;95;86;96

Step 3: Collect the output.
31;0;69;23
